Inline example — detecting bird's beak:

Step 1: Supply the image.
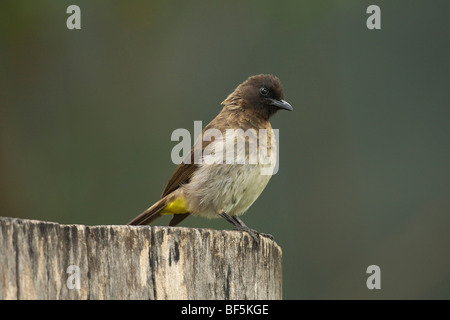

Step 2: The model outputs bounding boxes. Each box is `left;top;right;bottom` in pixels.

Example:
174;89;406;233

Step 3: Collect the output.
269;98;293;111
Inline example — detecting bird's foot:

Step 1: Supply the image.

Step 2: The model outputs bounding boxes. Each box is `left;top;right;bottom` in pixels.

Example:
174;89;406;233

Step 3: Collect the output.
220;212;274;243
234;225;260;242
234;225;274;243
259;232;274;240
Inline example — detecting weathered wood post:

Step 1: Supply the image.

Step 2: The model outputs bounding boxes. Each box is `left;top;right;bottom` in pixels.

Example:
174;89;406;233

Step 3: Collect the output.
0;217;282;299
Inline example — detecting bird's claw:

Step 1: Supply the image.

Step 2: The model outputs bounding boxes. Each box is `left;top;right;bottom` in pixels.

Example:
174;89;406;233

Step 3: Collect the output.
259;232;274;240
236;226;274;243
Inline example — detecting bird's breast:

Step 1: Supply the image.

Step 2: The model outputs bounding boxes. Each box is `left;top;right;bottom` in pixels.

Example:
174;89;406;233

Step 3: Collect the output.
182;126;277;218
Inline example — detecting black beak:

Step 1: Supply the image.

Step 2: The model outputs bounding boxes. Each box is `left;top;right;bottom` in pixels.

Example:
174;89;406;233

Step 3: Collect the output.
269;98;293;111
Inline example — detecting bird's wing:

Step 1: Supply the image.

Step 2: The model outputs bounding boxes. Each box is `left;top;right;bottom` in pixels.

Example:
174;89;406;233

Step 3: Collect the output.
161;158;198;197
162;118;226;226
161;127;214;197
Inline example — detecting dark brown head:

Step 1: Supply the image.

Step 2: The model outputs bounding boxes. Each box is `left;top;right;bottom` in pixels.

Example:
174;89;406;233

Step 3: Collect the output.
222;74;292;119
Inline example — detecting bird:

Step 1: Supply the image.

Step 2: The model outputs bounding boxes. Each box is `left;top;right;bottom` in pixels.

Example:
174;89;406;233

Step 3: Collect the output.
128;74;292;241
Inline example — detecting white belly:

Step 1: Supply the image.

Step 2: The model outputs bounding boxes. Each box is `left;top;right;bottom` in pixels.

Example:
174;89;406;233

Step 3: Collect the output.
182;127;277;218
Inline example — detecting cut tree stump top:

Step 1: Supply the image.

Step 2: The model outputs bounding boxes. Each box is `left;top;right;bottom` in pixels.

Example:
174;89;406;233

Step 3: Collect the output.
0;217;282;300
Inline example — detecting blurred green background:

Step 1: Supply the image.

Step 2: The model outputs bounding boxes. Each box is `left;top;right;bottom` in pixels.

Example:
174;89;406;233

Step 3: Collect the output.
1;0;449;299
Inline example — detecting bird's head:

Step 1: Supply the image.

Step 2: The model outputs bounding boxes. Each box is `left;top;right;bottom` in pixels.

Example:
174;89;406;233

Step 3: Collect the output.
222;74;293;119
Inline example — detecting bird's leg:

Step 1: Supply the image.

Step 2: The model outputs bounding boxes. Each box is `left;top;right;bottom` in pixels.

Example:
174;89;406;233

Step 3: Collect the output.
220;212;239;227
220;212;259;242
220;212;273;242
232;216;274;241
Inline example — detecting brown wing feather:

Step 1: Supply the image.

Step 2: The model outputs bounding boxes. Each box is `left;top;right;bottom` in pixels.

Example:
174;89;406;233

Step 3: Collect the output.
161;148;198;197
161;119;220;197
132;113;230;226
161;118;224;227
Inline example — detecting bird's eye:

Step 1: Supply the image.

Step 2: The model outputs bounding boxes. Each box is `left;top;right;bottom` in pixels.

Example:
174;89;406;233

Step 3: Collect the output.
259;87;269;96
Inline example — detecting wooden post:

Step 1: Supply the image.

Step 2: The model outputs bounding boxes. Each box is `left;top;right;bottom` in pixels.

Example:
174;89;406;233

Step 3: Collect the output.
0;217;282;300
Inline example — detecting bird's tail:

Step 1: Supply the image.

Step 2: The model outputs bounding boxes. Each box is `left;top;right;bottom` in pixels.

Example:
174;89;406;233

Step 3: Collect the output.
128;192;191;226
128;197;167;226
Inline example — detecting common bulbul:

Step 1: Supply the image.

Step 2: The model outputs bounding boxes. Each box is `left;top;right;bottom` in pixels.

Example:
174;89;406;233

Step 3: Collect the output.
128;74;292;241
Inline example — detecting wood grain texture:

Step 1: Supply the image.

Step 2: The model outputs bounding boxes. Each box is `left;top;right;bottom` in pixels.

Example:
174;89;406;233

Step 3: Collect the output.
0;217;282;300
